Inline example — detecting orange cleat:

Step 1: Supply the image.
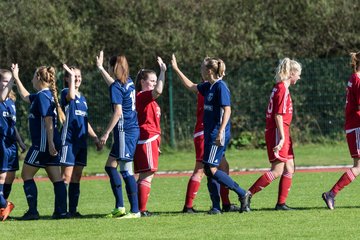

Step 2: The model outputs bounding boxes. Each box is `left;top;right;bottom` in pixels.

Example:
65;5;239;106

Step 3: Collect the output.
1;201;14;221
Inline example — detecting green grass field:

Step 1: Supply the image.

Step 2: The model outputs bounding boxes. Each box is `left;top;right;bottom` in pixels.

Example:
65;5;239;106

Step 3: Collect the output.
3;142;357;239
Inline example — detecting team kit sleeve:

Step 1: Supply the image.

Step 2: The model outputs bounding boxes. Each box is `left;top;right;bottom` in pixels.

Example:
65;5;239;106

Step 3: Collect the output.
197;82;209;96
28;94;37;103
110;83;123;105
37;92;54;117
273;85;286;115
218;82;231;106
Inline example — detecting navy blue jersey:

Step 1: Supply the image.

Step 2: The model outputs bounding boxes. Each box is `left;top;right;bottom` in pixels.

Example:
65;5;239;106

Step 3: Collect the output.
197;80;231;142
28;89;61;152
109;78;138;130
0;98;17;142
60;88;88;148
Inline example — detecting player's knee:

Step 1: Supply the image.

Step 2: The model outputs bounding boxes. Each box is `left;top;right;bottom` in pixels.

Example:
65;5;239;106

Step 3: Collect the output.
120;161;134;177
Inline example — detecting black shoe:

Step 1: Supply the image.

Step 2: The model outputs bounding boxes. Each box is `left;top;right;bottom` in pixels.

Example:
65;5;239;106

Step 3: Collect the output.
275;203;293;211
52;212;70;219
208;208;222;215
222;204;240;212
182;206;197;214
20;210;40;221
140;211;152;217
68;212;83;218
239;191;252;213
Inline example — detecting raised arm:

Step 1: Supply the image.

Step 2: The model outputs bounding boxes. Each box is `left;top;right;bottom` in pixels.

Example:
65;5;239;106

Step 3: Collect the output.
11;64;30;103
96;50;115;86
171;54;198;93
63;64;76;101
152;57;167;99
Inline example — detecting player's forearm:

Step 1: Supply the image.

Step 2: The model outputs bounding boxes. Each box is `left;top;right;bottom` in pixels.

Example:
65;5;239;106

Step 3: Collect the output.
152;71;165;99
218;106;231;133
173;68;198;93
275;114;285;139
87;122;98;138
104;105;122;135
66;78;76;101
98;66;115;86
13;77;30;103
44;117;55;146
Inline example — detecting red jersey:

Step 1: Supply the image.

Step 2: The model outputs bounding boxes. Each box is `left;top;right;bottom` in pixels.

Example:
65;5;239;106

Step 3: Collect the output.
345;73;360;130
266;81;293;129
194;92;204;135
136;91;161;139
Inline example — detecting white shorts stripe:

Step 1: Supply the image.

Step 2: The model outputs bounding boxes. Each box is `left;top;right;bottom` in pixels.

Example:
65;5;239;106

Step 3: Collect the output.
60;145;68;163
28;150;39;164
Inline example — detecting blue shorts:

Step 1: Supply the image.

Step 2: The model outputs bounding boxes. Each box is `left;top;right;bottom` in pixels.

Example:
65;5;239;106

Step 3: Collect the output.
24;145;62;168
0;138;19;172
203;136;230;167
60;144;87;166
110;128;139;161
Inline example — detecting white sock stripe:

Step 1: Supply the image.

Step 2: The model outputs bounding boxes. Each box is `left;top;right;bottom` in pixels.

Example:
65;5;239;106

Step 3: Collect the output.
282;172;293;178
266;171;275;181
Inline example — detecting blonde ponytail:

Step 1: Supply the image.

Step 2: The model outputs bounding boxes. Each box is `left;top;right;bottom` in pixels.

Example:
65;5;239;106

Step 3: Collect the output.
37;66;66;124
350;52;360;73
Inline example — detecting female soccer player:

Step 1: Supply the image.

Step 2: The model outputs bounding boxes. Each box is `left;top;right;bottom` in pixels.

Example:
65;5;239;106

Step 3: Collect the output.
246;58;302;211
97;51;140;218
60;64;102;217
183;87;240;213
172;54;250;214
322;52;360;210
134;57;166;217
0;69;26;221
12;64;68;220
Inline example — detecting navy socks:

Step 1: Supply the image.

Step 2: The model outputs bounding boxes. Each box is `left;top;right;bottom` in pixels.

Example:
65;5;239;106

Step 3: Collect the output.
105;166;124;208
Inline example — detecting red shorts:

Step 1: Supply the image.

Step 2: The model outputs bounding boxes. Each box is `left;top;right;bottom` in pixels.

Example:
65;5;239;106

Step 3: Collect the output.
346;128;360;158
194;132;204;162
265;126;294;162
134;135;160;173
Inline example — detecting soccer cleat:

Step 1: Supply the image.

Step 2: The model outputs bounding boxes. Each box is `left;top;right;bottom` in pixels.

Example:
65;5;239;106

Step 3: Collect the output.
68;212;83;218
20;210;40;221
208;208;222;215
1;201;14;221
182;206;198;214
105;207;126;218
116;212;141;219
322;191;335;210
140;210;152;217
239;191;252;213
222;204;240;212
275;203;293;211
52;212;70;219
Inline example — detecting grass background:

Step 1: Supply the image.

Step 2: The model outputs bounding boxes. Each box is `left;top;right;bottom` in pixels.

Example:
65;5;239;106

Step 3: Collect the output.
2;142;356;239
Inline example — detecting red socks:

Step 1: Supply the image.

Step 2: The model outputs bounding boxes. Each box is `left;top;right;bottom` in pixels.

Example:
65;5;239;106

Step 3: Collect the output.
220;185;230;205
249;171;275;195
331;169;356;196
278;172;293;204
138;179;151;212
184;176;201;208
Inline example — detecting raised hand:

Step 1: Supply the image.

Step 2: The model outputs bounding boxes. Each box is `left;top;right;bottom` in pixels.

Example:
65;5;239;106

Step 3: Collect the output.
171;54;179;71
157;57;167;72
11;63;19;80
96;50;104;68
63;63;75;82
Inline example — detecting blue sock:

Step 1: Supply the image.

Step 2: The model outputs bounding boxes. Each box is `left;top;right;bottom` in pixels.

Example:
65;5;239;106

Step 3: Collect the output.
213;170;246;197
121;171;139;213
23;179;38;213
53;181;67;214
206;177;221;210
69;182;80;213
105;166;124;208
3;183;12;199
0;184;6;208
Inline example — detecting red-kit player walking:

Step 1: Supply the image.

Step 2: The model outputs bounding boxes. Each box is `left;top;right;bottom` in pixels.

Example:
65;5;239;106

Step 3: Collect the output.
322;52;360;210
246;58;302;211
134;57;166;217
